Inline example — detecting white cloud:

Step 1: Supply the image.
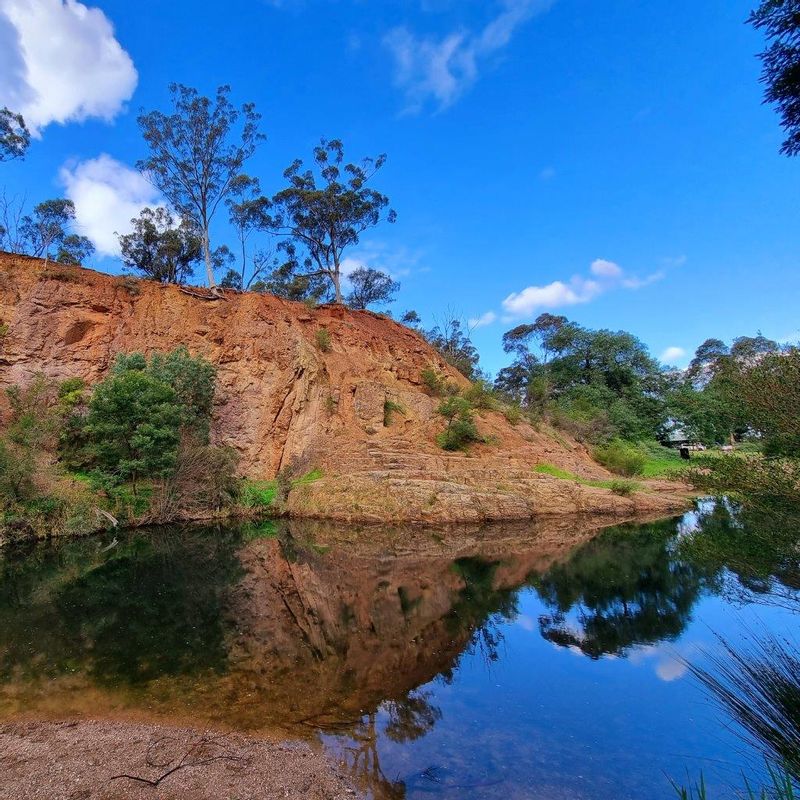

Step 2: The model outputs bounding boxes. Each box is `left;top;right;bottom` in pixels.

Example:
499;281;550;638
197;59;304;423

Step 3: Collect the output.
341;241;423;283
384;0;553;112
60;155;162;257
469;310;497;329
621;270;665;289
0;0;137;135
590;258;623;278
502;275;602;317
660;346;686;365
496;257;670;320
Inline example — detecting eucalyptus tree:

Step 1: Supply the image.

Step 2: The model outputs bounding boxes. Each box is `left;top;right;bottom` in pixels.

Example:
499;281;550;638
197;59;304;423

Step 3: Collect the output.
137;84;264;290
223;174;273;290
0;108;29;163
345;266;399;310
11;199;95;265
269;138;396;304
749;0;800;156
117;206;202;284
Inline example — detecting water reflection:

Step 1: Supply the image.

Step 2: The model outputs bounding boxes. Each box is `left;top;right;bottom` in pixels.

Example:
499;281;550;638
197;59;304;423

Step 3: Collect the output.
1;506;797;799
531;518;713;659
678;500;800;612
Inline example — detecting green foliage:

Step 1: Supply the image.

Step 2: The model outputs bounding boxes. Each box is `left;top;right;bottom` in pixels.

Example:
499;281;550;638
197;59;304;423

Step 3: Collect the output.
688;454;800;511
502;403;522;425
421;367;457;397
0;436;36;507
462;379;499;410
424;316;480;379
269;138;396;304
608;478;637;497
10;198;95;264
240;480;277;509
137;83;264;289
0;107;30;162
593;439;646;477
383;399;404;426
224;174;273;291
739;349;800;456
749;0;800;157
144;347;216;440
315;327;332;352
85;370;183;490
117;206;202;284
497;313;666;443
436;396;481;451
346;266;399;310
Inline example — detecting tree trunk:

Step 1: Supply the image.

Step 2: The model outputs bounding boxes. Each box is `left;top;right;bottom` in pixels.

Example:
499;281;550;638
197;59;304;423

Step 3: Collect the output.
202;227;217;289
332;269;342;304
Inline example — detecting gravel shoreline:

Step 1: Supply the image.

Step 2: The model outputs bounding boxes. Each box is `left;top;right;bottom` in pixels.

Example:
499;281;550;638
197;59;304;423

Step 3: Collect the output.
0;719;360;800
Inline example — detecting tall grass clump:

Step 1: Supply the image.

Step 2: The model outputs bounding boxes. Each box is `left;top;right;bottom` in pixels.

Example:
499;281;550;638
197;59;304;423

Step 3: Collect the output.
687;633;800;785
593;439;646;477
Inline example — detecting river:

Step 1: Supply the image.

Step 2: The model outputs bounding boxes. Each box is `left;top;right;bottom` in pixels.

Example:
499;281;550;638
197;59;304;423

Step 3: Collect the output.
1;501;797;798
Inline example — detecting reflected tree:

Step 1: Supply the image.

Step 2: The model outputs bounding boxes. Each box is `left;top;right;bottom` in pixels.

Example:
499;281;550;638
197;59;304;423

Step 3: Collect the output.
678;501;800;612
446;557;519;667
0;528;244;685
531;519;711;658
384;689;442;743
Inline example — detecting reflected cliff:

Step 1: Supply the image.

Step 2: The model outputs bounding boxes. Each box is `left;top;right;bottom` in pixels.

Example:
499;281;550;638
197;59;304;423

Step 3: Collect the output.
2;508;789;799
0;514;679;730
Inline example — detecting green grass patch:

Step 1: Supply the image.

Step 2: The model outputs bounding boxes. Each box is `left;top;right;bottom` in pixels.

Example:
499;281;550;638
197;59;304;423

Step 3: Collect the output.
534;463;641;494
293;468;323;485
240;480;277;509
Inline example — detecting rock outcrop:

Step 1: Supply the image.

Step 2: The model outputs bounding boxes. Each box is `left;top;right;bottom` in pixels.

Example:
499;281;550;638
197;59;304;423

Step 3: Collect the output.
0;253;692;522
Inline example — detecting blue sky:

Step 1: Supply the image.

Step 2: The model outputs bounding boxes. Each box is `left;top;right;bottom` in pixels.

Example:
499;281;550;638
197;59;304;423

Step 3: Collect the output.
1;0;797;375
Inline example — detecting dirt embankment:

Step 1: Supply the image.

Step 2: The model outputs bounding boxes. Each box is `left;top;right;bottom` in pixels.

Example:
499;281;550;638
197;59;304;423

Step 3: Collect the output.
0;254;692;523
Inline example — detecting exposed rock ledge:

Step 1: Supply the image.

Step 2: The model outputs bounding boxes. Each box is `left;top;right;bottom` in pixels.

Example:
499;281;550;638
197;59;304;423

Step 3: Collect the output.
0;253;693;523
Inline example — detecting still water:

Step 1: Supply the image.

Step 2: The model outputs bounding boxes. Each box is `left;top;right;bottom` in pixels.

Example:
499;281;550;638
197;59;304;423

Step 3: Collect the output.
1;502;798;798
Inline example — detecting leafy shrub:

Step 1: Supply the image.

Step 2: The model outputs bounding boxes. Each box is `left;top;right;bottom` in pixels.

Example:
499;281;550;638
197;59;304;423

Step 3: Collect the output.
593;439;646;477
462;380;499;410
383;399;404;426
608;479;638;497
550;404;614;444
502;403;522;425
0;437;36;508
421;367;453;397
436;396;481;451
688;454;800;511
315;328;331;352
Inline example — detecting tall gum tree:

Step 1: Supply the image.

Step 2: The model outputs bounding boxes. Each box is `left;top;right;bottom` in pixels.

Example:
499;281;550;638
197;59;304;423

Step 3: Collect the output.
269;138;396;304
137;84;264;290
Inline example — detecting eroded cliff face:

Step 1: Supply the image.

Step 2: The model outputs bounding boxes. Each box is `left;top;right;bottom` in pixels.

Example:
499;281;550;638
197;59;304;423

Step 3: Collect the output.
0;254;691;522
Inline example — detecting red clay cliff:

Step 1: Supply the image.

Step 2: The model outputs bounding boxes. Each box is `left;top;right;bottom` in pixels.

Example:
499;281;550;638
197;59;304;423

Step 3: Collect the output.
0;253;692;523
